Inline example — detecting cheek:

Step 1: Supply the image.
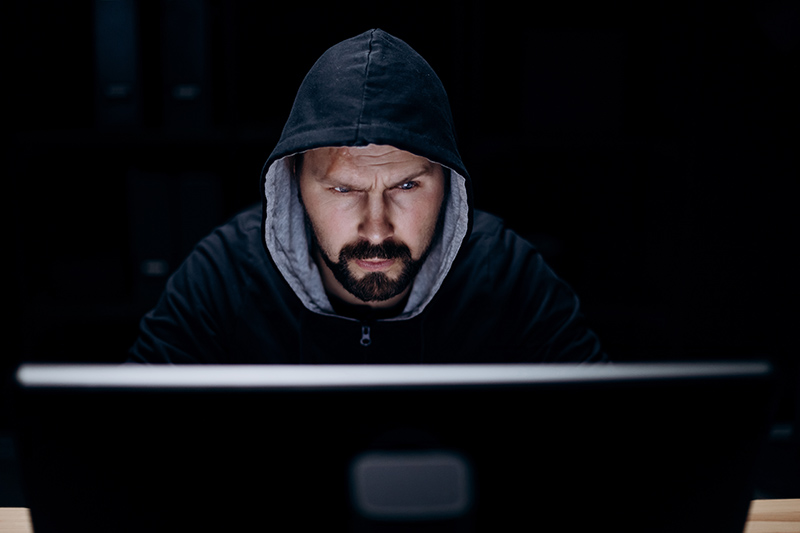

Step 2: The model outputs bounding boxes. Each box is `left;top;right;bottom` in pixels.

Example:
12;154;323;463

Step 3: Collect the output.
307;203;354;252
398;197;443;253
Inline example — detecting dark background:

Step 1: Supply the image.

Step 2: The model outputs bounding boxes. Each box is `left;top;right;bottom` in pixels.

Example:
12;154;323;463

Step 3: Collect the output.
2;0;798;502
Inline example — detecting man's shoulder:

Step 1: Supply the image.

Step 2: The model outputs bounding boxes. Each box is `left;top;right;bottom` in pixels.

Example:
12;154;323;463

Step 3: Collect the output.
445;209;543;284
465;209;534;254
440;210;607;363
170;203;267;289
449;208;565;297
471;209;504;231
195;203;262;257
217;203;262;241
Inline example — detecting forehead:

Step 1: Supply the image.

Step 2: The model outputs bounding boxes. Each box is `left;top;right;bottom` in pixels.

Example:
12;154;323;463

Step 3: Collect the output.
301;144;435;178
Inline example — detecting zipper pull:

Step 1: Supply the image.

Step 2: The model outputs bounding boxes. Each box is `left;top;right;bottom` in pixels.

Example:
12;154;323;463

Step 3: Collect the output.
360;324;372;347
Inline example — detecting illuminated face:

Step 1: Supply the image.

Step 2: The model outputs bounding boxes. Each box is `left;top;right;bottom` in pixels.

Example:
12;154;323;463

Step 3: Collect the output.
297;144;446;308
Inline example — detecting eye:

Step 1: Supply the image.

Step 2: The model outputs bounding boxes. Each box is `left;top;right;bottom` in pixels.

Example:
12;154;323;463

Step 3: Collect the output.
397;181;418;191
331;186;351;194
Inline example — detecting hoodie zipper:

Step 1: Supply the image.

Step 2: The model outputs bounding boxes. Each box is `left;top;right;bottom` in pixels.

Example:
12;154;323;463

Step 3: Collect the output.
360;324;372;347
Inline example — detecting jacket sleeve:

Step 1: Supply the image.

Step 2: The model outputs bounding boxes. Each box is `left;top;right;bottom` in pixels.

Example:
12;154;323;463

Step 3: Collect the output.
127;219;249;364
498;228;608;363
438;212;608;363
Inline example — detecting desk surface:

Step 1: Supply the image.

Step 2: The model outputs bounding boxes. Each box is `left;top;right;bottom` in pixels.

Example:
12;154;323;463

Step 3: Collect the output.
743;500;800;533
0;507;32;533
1;499;798;532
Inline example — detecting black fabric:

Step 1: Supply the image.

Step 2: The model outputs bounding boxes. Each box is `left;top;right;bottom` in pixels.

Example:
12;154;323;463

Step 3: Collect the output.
129;207;605;363
267;29;469;183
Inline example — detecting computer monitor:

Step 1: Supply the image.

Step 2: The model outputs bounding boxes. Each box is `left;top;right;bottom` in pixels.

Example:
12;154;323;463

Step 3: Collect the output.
12;362;775;532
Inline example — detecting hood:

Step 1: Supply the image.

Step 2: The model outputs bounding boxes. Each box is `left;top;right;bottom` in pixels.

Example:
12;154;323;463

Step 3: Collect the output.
260;29;473;320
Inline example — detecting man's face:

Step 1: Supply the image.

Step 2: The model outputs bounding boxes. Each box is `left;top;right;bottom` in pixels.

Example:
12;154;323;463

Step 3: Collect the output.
297;144;446;308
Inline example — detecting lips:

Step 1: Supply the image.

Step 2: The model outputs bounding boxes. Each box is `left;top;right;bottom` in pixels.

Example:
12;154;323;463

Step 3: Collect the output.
354;258;396;272
340;240;411;274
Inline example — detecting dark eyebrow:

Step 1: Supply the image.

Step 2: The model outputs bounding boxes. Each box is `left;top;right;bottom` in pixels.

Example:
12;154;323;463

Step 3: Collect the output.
320;164;438;189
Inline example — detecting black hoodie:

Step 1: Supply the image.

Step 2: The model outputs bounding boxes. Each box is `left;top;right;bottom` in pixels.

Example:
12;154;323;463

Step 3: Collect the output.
128;29;605;364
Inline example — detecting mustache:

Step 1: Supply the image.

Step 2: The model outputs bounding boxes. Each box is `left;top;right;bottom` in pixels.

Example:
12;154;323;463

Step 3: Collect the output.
338;239;412;263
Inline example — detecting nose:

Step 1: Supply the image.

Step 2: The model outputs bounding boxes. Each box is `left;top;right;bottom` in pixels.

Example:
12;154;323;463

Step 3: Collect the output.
359;192;394;244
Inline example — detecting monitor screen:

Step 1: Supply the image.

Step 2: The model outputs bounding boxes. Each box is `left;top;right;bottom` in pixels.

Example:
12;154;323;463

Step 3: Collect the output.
13;362;775;532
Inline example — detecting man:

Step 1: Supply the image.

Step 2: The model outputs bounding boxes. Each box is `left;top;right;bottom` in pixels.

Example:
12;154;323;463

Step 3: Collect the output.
128;29;606;364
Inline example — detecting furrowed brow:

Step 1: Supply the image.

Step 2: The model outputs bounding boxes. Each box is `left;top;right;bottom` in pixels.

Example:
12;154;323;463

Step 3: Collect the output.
318;165;435;189
317;173;360;188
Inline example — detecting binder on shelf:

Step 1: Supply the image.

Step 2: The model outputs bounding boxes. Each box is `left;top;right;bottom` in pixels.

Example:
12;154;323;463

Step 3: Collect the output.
126;169;222;308
126;170;173;307
93;0;142;128
161;0;212;130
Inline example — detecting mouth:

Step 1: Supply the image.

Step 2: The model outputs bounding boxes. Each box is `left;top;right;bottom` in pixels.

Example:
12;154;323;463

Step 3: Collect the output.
354;258;396;272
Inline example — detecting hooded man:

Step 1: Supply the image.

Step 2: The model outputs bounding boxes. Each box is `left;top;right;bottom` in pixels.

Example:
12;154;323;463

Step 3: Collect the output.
128;29;606;364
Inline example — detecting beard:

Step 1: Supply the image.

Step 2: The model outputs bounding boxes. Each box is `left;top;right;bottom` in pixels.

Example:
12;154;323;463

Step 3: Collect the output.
301;208;443;303
317;238;429;303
